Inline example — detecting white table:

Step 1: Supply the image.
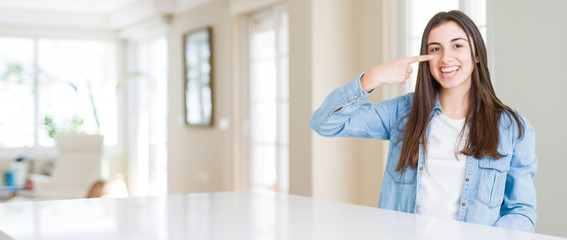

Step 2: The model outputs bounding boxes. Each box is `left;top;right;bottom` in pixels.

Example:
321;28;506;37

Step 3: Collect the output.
0;191;564;240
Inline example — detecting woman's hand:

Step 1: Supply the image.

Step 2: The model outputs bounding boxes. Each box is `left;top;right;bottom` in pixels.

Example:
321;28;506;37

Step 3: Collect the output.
360;55;433;93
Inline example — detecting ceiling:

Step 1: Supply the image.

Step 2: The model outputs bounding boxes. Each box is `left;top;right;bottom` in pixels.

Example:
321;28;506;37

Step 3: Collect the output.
0;0;211;30
0;0;141;13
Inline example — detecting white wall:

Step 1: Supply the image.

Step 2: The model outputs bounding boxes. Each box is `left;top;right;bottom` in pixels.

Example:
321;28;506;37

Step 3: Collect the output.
287;0;386;206
491;0;567;237
287;0;313;197
354;0;386;207
311;0;361;204
167;0;234;194
311;0;386;206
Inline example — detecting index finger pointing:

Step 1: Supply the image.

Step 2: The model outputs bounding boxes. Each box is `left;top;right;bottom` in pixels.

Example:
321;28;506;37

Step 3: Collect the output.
406;55;433;63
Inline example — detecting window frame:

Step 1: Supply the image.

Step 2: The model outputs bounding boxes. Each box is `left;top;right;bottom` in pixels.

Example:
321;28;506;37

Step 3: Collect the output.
241;4;289;193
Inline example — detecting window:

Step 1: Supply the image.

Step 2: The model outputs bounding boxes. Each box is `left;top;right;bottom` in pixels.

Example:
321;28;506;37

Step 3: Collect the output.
404;0;487;92
0;37;118;154
0;37;34;148
247;6;289;192
125;37;168;196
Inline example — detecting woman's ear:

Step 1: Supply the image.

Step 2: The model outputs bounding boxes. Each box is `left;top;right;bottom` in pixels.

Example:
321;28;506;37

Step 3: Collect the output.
475;56;480;63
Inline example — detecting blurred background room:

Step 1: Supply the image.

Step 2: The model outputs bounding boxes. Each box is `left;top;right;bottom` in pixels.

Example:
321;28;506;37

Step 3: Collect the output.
0;0;565;237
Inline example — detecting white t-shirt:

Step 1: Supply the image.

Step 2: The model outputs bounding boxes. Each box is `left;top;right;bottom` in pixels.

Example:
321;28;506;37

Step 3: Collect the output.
415;113;468;220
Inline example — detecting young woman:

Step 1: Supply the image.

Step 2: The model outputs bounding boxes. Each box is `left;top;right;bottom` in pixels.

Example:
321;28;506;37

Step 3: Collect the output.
310;10;537;232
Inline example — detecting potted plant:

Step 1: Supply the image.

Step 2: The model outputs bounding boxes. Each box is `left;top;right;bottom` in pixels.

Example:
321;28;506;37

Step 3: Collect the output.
42;73;103;133
43;114;104;152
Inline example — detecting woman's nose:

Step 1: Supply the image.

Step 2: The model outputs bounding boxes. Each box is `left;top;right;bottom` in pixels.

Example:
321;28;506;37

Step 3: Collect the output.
441;49;454;63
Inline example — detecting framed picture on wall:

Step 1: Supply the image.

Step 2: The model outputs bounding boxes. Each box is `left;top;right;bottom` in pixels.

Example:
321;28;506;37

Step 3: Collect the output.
183;27;213;127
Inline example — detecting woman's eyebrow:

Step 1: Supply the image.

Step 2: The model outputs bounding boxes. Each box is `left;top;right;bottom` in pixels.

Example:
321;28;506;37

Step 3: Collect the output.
451;37;468;42
427;37;468;46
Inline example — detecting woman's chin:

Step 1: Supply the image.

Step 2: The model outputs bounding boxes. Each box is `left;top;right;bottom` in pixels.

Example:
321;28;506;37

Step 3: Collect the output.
434;76;471;90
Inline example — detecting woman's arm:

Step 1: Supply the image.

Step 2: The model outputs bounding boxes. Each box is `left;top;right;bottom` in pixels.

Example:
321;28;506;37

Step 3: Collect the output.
493;119;538;232
359;55;432;92
310;55;432;139
309;74;392;139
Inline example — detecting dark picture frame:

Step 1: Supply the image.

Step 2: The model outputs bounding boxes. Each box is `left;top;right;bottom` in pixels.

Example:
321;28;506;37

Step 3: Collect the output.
183;27;213;126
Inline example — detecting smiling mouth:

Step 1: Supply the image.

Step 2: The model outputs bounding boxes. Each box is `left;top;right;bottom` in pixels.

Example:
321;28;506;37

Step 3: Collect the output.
440;66;460;78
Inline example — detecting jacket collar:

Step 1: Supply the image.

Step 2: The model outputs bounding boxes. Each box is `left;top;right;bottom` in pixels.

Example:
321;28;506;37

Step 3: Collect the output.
432;94;443;115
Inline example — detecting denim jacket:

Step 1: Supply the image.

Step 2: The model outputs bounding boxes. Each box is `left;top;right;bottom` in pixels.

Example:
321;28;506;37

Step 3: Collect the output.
310;74;537;232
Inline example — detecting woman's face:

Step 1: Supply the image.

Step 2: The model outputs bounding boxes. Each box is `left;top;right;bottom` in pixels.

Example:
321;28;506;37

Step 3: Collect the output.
427;21;475;92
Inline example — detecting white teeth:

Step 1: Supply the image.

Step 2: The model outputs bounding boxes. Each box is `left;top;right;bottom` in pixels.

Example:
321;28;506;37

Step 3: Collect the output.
441;66;459;73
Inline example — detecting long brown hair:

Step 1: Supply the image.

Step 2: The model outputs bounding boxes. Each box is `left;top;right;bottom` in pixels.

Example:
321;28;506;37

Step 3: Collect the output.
395;10;524;173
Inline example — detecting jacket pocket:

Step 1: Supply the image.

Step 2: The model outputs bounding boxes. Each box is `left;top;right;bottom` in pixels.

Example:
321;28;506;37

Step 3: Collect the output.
476;156;511;208
386;149;416;184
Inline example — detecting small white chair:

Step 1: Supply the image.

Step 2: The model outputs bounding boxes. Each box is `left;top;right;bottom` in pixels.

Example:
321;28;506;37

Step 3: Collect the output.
30;134;105;200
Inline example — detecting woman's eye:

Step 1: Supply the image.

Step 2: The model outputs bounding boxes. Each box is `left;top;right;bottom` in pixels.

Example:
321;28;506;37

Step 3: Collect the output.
429;47;440;52
455;44;463;48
